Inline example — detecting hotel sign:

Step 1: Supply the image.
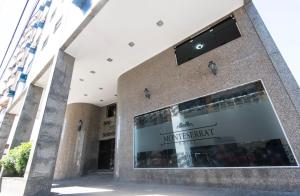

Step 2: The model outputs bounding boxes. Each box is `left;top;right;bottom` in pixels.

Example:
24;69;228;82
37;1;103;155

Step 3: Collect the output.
161;122;217;145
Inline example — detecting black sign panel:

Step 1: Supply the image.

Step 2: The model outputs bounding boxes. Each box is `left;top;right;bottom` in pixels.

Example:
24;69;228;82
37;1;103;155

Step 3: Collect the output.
175;16;241;65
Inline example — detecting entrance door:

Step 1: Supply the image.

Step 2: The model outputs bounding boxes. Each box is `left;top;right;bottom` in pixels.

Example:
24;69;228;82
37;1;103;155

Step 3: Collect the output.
98;138;115;170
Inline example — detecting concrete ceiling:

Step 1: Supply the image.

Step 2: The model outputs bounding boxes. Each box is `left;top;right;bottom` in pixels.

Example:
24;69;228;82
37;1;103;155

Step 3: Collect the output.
66;0;244;107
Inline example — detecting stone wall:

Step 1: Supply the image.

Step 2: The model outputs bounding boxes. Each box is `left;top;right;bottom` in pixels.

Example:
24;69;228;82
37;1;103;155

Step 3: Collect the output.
0;113;15;158
54;103;101;180
115;6;300;190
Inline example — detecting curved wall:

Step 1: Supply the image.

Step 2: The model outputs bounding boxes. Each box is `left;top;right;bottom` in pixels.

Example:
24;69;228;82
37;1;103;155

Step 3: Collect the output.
115;7;300;190
54;103;101;180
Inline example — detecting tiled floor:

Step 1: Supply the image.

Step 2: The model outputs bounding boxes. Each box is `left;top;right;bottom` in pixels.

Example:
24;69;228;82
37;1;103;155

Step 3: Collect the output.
51;173;300;196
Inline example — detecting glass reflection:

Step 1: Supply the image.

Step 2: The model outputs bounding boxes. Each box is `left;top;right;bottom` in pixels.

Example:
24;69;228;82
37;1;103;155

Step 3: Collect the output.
134;81;297;168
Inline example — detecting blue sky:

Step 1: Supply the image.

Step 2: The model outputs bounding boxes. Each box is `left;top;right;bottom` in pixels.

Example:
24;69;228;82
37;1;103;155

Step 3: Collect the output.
0;0;299;86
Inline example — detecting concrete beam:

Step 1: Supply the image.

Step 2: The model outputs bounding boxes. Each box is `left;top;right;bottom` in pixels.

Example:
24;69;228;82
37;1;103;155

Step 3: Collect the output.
23;50;74;196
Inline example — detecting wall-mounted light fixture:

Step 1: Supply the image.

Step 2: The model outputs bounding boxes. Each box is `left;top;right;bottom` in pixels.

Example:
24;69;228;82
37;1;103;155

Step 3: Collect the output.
144;88;151;99
77;120;83;131
156;20;164;27
208;61;218;75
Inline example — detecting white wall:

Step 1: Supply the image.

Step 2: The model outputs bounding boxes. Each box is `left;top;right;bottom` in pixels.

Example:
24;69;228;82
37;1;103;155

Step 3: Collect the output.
253;0;300;86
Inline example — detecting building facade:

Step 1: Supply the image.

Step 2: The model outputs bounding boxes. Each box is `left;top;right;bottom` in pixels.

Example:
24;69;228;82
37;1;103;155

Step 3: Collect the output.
0;0;299;195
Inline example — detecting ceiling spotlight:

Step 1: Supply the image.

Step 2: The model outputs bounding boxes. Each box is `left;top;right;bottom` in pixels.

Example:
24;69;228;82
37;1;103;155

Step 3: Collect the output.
100;99;104;102
114;94;117;97
144;88;150;99
107;58;113;62
84;94;88;96
79;78;84;81
90;70;96;74
208;61;218;75
99;87;103;90
156;20;164;27
128;42;135;47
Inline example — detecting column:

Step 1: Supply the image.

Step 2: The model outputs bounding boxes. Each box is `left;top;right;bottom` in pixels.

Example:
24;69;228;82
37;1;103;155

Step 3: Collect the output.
10;85;43;149
23;50;74;196
0;113;15;158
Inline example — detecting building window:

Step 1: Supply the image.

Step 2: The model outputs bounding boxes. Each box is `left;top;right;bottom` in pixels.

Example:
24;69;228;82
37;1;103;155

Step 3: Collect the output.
53;16;62;33
72;0;92;13
106;104;116;118
134;81;298;168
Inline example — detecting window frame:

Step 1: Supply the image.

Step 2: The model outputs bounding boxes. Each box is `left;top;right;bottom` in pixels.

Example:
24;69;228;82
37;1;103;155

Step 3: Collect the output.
133;79;299;170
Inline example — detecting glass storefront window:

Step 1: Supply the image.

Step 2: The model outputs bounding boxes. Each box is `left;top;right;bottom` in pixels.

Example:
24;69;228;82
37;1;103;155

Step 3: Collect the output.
134;81;298;168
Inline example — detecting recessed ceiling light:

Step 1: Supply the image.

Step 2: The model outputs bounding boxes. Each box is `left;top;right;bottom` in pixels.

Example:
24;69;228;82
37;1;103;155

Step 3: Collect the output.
128;42;135;47
100;99;104;102
90;70;96;74
99;87;103;90
79;78;84;81
107;58;113;62
156;20;164;27
114;94;117;97
84;94;88;96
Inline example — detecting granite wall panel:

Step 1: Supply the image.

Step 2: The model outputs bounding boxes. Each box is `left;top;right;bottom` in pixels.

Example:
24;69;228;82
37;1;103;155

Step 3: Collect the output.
115;6;300;191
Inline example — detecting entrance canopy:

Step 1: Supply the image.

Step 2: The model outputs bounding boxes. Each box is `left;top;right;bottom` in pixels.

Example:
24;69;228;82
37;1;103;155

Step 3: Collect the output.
65;0;244;107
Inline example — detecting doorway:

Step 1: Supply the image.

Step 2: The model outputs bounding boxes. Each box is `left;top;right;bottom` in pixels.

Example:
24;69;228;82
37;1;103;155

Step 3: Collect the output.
98;138;115;170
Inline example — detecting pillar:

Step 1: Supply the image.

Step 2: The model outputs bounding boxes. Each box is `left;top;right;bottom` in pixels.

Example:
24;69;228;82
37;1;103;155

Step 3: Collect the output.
23;50;74;196
10;85;43;149
0;113;15;158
